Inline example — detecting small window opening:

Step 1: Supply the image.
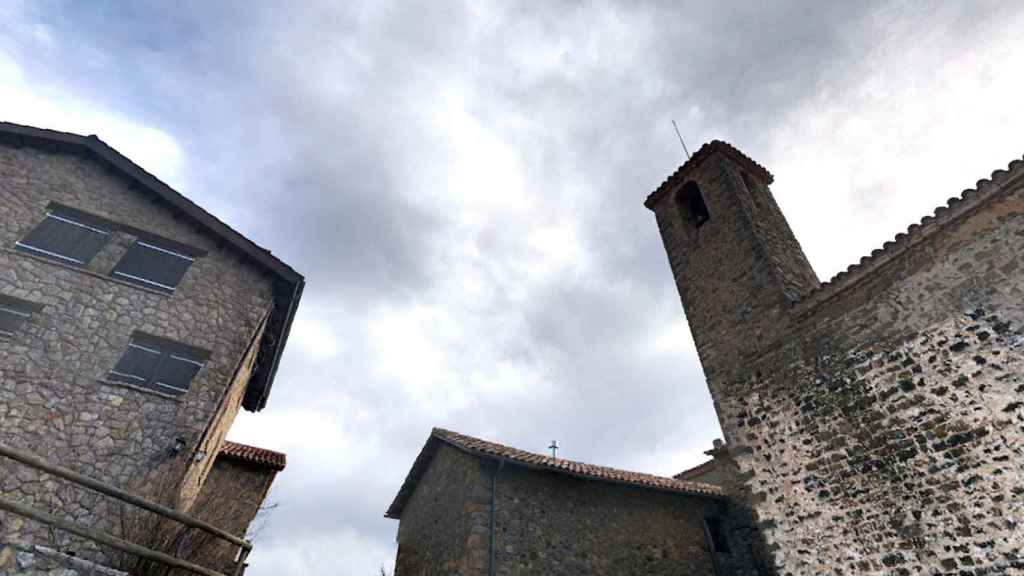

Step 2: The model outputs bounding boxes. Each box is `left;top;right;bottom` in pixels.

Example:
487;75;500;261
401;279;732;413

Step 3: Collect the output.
705;517;731;554
675;181;709;228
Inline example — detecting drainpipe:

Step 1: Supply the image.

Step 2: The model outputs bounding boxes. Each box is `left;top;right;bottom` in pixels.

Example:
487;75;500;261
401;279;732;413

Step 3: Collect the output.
489;460;503;576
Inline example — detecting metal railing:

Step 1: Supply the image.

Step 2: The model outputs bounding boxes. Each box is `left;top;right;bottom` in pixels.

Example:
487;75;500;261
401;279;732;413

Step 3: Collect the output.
0;443;251;576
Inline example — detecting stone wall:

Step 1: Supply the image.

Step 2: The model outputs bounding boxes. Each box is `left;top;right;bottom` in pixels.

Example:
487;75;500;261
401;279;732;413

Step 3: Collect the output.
650;145;1024;575
491;461;722;576
191;456;278;573
0;541;127;576
394;443;768;576
718;179;1024;574
394;445;489;576
0;143;276;553
180;314;269;510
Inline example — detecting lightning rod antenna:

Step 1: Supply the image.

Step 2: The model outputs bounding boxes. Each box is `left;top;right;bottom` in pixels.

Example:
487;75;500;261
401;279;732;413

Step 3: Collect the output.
671;120;691;160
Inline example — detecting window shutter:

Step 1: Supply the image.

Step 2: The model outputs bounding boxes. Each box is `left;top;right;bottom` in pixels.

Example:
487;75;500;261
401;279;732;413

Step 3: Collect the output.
109;343;163;385
0;295;44;337
0;306;31;335
112;241;195;291
17;213;111;264
153;355;204;393
107;332;208;396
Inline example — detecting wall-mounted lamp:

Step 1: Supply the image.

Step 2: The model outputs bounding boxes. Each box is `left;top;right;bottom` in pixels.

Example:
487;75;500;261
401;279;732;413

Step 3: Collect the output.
171;437;187;456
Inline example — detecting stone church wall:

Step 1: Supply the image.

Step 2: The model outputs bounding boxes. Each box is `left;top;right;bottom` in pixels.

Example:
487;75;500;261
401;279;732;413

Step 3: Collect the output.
490;463;723;576
0;143;275;553
394;445;490;576
715;171;1024;573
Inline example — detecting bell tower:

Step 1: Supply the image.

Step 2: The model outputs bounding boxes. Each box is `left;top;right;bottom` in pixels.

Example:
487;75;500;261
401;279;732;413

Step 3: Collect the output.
646;142;819;381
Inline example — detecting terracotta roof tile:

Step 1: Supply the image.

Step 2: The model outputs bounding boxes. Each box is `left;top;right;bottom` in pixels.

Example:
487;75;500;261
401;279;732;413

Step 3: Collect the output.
386;428;724;519
219;441;286;471
794;153;1024;311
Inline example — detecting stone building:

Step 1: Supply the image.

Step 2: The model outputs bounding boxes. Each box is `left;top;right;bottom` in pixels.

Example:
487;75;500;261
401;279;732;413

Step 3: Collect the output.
391;142;1024;576
645;141;1024;574
387;428;765;576
192;441;287;573
0;121;303;568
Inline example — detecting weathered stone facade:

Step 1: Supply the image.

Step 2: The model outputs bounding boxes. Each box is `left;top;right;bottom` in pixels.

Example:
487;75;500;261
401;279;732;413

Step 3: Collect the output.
390;429;762;576
647;142;1024;574
191;444;284;573
0;123;301;568
394;445;489;575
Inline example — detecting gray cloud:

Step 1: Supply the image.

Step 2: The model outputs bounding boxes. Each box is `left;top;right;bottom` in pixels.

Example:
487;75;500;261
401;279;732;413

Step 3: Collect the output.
4;1;1023;573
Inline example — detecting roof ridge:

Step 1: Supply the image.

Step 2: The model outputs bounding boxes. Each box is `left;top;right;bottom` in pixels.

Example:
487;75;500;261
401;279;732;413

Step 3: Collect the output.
432;428;722;495
387;428;723;519
794;153;1024;312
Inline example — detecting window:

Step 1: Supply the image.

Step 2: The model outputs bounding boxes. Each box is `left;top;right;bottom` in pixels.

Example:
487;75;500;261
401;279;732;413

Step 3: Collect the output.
704;517;730;554
676;181;710;228
108;332;209;396
111;240;195;292
0;294;43;337
16;208;112;265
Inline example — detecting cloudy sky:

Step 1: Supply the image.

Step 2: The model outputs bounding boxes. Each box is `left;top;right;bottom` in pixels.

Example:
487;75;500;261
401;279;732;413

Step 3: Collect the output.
3;1;1024;573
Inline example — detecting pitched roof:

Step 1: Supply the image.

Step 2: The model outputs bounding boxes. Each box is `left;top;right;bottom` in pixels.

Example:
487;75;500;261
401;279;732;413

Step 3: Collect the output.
673;458;717;481
386;428;724;519
219;441;287;471
644;140;773;209
0;121;305;411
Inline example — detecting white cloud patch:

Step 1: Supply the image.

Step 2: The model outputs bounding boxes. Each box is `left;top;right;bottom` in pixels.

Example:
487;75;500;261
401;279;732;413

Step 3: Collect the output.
3;2;1024;575
0;50;185;190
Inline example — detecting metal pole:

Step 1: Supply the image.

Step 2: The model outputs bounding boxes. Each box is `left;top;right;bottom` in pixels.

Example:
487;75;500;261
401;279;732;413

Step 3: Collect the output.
0;496;228;576
0;443;250;552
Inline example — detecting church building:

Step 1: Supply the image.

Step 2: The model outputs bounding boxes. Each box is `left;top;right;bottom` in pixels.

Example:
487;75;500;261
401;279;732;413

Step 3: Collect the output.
390;140;1024;575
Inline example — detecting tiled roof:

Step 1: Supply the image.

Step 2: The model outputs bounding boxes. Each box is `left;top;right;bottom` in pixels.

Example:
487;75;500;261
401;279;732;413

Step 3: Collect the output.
386;428;724;519
644;140;774;209
0;121;305;412
673;458;716;481
794;153;1024;312
219;441;287;471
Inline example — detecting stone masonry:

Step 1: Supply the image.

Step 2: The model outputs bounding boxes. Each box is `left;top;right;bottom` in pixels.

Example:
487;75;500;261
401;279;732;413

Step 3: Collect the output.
389;428;765;576
0;123;302;566
0;541;128;576
647;142;1024;575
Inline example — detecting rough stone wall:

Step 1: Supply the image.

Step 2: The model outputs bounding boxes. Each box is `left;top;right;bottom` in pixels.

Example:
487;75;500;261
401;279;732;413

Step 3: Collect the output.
716;182;1024;575
394;445;489;576
0;143;275;552
190;457;277;573
0;541;127;576
653;149;1024;575
180;314;269;510
491;463;723;576
652;154;812;384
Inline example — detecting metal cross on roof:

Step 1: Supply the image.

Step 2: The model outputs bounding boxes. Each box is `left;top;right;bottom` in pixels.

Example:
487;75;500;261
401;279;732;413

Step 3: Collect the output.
548;440;559;459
